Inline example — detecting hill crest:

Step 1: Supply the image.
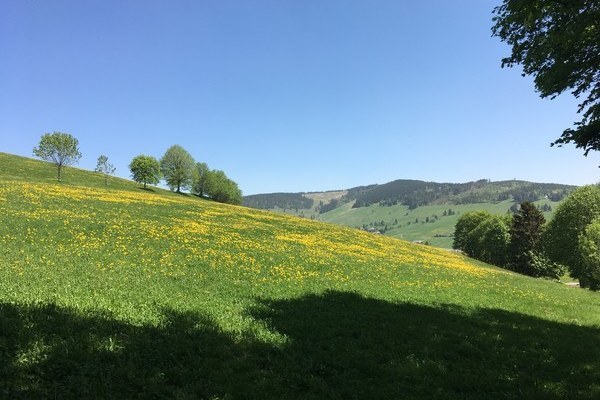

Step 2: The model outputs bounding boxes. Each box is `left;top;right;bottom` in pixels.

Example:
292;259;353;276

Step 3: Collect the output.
244;178;575;211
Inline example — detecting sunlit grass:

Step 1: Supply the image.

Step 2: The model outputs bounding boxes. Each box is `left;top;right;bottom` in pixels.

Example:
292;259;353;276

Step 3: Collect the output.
1;153;600;398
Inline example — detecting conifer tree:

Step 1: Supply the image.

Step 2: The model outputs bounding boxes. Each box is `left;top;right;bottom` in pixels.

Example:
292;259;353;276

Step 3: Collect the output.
509;202;545;276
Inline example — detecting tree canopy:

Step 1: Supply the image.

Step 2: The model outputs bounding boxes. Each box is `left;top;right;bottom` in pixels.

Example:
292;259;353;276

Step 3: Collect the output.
129;155;161;189
453;211;512;267
492;0;600;156
543;185;600;289
578;219;600;291
453;211;493;256
205;169;243;205
191;162;210;197
95;155;116;186
471;215;511;267
160;145;195;193
32;132;82;181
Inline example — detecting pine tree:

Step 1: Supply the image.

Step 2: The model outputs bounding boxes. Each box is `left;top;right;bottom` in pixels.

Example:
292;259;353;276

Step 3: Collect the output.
509;202;545;276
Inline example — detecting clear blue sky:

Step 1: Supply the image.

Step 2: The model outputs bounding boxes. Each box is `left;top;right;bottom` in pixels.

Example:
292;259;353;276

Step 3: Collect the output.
1;0;598;195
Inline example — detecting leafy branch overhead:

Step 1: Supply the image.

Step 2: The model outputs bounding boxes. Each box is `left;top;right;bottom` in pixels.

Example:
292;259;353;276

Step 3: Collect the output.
492;0;600;156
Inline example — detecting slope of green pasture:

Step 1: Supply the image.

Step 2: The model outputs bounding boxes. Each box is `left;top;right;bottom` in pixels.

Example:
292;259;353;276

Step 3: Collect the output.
265;191;347;220
321;199;560;248
0;152;176;196
1;153;599;399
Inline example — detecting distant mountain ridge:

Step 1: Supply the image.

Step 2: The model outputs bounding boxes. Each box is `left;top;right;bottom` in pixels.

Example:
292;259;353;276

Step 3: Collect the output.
242;192;316;210
243;178;575;211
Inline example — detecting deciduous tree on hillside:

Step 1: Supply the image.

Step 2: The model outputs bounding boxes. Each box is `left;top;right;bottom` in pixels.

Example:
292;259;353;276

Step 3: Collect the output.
95;155;116;186
453;211;492;256
160;145;195;193
129;155;161;189
471;215;511;267
192;162;210;197
33;132;82;181
544;185;600;289
454;211;511;267
492;0;600;158
205;169;242;205
578;219;600;291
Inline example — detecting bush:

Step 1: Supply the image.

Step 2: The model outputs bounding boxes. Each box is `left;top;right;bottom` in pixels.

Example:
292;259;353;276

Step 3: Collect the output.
527;251;566;281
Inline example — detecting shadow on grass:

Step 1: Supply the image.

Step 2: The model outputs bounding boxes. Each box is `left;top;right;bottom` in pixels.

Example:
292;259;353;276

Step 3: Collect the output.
1;291;599;399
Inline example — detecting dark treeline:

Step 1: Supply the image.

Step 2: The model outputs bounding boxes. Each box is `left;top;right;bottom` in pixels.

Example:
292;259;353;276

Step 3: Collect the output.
243;193;314;210
350;180;574;209
350;180;486;209
318;199;339;214
243;180;575;213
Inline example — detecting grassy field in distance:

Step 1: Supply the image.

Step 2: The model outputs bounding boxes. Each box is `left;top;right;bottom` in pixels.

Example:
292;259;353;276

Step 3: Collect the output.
275;197;560;248
320;199;560;248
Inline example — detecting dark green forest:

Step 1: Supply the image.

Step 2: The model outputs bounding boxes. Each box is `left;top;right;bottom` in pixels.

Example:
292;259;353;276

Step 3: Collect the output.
243;192;314;210
244;179;575;211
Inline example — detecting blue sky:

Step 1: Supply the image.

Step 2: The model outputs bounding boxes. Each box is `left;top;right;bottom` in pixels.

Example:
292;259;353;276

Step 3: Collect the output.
1;0;598;195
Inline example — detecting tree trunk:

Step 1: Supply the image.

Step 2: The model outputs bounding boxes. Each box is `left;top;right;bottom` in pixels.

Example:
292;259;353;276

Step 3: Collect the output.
57;165;62;181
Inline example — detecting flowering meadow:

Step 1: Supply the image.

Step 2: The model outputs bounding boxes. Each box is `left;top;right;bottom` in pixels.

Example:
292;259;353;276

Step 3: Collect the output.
1;153;599;399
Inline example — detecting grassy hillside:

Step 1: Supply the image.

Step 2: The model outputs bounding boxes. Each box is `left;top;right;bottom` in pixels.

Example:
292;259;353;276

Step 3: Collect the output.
267;199;560;248
1;152;600;399
321;199;561;248
243;179;572;249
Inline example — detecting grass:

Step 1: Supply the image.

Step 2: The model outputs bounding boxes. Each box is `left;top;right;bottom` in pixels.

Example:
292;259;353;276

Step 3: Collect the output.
250;185;563;249
319;199;561;248
1;152;600;398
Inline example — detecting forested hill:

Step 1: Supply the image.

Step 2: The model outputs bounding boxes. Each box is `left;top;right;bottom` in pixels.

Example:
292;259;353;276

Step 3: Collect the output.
243;192;314;210
244;179;576;211
348;179;574;209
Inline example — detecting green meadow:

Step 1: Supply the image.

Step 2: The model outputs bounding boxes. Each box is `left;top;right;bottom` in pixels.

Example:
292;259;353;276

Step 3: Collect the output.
259;192;561;249
1;152;600;399
320;199;560;248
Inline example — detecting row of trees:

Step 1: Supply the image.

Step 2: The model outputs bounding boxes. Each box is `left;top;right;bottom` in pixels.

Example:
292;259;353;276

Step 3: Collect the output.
454;185;600;290
32;132;241;205
129;145;242;205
